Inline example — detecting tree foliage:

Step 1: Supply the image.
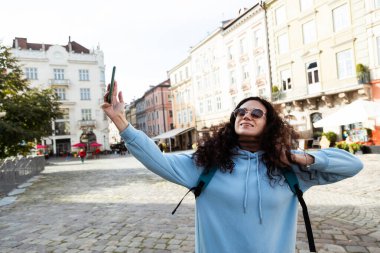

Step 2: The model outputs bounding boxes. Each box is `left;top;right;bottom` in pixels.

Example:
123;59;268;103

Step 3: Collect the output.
0;45;62;158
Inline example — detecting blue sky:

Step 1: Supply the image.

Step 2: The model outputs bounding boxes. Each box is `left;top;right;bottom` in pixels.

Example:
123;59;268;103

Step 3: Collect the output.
1;0;257;103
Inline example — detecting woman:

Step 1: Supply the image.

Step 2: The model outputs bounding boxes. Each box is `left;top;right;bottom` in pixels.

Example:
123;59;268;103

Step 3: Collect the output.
102;82;363;253
79;148;86;163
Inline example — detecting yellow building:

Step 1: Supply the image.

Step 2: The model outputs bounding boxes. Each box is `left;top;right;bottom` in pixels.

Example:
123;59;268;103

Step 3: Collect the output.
265;0;373;145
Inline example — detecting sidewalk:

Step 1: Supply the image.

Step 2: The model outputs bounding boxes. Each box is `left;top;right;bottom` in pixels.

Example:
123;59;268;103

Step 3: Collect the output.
0;153;379;253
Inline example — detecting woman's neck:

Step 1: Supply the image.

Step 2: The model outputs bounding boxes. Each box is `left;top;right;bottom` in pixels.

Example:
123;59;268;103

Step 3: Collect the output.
238;137;260;153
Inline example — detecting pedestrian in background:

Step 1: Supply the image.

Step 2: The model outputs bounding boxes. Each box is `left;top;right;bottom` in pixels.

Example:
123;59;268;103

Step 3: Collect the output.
102;82;363;253
79;149;86;163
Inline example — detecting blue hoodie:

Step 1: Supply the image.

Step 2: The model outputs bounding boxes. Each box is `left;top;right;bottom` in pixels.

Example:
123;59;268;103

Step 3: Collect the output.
120;125;363;253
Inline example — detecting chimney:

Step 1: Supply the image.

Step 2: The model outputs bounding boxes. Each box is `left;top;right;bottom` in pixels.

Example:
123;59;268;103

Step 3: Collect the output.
68;36;72;52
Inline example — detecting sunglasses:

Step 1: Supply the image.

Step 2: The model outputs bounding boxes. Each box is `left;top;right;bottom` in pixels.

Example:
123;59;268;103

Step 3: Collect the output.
233;108;266;119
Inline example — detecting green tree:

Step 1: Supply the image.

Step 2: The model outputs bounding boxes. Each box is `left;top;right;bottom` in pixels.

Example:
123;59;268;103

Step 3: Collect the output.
0;45;62;158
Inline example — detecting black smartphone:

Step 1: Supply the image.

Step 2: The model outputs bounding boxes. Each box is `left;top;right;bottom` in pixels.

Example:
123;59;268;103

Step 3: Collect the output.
107;66;116;103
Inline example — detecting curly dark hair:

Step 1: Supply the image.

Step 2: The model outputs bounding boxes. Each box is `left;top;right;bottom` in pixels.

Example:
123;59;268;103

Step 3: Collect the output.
193;96;299;179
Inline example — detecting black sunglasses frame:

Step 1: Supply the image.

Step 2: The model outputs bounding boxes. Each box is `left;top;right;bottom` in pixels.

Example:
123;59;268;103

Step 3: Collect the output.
233;108;265;119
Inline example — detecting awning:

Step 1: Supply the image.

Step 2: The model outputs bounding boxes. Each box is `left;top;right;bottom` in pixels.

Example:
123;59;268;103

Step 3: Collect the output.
313;100;380;128
152;127;194;140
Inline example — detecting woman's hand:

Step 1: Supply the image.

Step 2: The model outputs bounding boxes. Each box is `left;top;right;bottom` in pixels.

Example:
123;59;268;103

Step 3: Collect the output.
277;143;314;168
101;81;129;132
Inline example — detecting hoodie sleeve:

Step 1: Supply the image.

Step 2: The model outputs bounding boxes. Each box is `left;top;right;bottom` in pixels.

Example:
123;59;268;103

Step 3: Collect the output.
119;125;201;189
291;148;363;192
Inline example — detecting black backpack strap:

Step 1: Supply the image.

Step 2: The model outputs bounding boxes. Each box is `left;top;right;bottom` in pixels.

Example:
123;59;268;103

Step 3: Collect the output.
283;169;316;252
172;166;217;215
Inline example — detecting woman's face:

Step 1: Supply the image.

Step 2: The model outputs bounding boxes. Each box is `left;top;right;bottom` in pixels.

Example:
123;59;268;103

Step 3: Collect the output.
234;100;267;139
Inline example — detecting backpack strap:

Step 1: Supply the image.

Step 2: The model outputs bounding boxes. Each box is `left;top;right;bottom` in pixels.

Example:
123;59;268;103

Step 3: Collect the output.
283;169;316;252
172;166;217;215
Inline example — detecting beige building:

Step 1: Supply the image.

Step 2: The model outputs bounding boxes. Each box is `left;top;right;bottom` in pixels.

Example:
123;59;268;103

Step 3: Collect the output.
222;4;271;108
11;37;109;155
167;57;197;149
167;4;270;141
366;0;380;96
265;0;373;145
190;28;227;136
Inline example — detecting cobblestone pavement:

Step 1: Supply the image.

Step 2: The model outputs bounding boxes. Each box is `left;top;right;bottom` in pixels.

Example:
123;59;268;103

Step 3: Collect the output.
0;153;379;253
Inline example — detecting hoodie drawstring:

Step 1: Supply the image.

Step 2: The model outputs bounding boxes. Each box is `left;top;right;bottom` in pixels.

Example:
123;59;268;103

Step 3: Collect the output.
243;156;251;213
256;157;263;224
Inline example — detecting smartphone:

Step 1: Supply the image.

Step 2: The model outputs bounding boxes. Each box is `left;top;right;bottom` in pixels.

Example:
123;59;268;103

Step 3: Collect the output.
107;66;116;103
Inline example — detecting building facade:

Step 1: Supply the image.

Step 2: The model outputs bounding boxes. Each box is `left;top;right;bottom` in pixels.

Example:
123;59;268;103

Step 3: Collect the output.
167;57;197;149
11;37;109;155
143;80;173;137
166;4;271;141
129;80;173;138
265;0;379;144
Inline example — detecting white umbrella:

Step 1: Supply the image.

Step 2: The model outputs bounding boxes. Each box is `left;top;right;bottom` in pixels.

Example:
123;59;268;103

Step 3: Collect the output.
313;100;380;128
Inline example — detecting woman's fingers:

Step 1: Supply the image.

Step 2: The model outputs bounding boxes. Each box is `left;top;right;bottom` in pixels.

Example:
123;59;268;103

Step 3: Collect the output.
118;90;124;104
111;81;118;103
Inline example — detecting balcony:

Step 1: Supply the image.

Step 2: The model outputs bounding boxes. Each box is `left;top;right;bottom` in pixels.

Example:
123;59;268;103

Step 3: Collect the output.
49;79;71;86
78;120;96;129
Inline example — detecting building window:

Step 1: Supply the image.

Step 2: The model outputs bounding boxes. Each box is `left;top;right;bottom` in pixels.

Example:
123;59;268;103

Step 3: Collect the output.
302;20;317;44
100;70;105;82
54;121;70;135
242;65;250;80
54;88;66;100
231;96;237;108
207;99;212;112
216;97;222;110
256;58;265;76
228;45;233;60
300;0;313;11
79;69;89;81
376;0;380;8
189;110;193;122
336;49;354;79
240;38;247;54
183;110;187;123
57;108;70;120
275;6;286;25
307;62;319;84
169;110;173;117
280;69;292;91
54;69;64;80
230;71;236;85
177;112;181;124
258;88;266;98
278;33;289;54
244;92;252;98
81;109;92;120
253;29;263;48
199;101;204;114
377;36;380;64
333;4;349;32
25;67;38;80
80;88;91;100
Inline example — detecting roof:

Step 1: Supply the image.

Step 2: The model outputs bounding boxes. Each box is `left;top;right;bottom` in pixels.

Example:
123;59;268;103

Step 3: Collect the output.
12;37;90;54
